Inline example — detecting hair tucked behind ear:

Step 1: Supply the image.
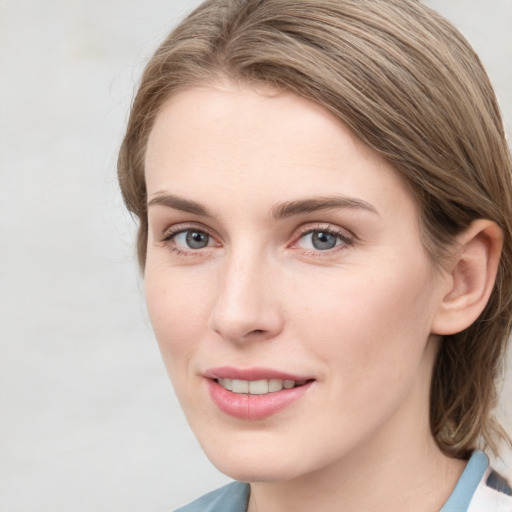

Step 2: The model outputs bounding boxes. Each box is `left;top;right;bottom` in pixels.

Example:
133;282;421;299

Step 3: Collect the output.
118;0;512;458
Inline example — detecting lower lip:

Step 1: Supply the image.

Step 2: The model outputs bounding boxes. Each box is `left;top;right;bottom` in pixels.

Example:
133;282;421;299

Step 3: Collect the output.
207;379;313;420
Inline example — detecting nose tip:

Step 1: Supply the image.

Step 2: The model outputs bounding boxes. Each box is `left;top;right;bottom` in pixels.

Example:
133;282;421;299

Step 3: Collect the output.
209;300;282;344
208;260;283;344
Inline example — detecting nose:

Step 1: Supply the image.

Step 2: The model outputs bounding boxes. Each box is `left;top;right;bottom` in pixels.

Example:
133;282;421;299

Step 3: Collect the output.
208;251;283;344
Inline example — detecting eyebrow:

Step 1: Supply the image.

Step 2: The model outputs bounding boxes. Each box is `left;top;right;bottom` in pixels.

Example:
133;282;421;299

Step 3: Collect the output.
147;193;378;219
271;196;379;219
147;193;214;217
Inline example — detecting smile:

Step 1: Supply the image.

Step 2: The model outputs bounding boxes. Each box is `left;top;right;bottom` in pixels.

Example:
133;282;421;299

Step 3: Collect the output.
207;373;315;420
216;378;308;395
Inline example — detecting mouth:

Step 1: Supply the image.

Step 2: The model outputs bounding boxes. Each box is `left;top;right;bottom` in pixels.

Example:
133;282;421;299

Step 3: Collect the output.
215;378;311;395
205;368;315;420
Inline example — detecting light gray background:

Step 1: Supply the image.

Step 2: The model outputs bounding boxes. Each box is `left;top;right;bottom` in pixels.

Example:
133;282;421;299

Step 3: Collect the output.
0;1;511;511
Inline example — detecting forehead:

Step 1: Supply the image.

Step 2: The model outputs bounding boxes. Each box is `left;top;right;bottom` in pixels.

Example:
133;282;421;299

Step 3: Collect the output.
145;83;418;223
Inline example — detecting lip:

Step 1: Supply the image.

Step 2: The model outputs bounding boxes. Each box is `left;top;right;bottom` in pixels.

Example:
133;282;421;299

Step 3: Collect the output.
204;366;312;381
204;367;315;420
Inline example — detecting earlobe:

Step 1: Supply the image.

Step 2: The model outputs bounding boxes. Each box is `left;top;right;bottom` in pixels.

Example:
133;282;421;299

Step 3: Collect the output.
432;219;503;336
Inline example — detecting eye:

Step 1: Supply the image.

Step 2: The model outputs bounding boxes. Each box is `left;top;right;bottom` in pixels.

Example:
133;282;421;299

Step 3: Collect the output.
163;228;215;250
296;228;353;251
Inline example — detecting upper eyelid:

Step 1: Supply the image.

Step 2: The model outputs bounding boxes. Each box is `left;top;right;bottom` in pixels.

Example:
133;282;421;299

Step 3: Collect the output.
161;222;216;240
293;223;354;239
158;221;354;248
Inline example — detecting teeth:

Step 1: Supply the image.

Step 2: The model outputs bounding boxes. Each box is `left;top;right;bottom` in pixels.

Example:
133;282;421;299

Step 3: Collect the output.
232;379;249;393
218;378;233;391
268;379;283;392
248;380;268;395
217;378;307;395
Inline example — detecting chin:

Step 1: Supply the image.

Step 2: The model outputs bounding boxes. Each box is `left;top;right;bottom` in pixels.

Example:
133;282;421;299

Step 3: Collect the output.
197;432;331;484
211;456;304;483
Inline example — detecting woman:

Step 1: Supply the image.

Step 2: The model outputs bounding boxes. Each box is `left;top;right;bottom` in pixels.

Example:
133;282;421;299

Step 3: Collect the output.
118;0;512;510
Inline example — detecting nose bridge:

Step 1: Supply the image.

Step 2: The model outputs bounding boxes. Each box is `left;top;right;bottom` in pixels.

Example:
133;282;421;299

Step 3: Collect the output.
209;245;281;343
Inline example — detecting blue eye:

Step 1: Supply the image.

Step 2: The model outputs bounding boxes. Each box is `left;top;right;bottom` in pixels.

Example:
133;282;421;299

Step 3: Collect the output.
311;231;338;250
297;230;349;251
172;230;212;249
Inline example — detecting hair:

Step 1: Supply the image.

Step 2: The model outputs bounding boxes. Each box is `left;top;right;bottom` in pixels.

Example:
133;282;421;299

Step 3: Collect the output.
118;0;512;458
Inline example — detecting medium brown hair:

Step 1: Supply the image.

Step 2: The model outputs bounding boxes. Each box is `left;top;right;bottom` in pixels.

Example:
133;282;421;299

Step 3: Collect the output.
118;0;512;458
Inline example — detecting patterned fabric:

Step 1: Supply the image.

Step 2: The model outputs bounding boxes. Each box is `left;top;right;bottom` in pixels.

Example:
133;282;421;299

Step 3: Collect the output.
440;451;512;511
174;451;512;512
467;467;512;512
486;470;512;496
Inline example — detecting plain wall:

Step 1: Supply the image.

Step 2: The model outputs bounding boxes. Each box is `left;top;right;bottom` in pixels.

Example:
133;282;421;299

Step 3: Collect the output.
1;1;511;511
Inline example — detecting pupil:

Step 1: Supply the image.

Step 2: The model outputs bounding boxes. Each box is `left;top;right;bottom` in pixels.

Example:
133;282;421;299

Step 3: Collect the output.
186;231;209;249
312;231;337;250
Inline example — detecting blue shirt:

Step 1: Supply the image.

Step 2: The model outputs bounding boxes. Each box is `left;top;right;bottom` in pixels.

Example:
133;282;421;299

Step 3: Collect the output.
174;451;512;512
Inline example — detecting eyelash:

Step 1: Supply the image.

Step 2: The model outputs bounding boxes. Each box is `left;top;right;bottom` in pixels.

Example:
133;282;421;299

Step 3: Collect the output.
291;224;354;255
160;224;217;257
159;223;355;257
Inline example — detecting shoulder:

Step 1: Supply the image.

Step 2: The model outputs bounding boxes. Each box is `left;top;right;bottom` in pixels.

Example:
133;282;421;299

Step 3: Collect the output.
442;451;512;512
173;481;250;512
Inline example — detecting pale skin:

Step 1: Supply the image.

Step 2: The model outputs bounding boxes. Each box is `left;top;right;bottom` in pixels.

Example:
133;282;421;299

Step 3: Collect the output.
143;82;502;512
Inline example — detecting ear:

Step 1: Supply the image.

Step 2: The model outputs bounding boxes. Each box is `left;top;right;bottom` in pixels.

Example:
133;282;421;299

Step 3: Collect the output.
431;219;503;336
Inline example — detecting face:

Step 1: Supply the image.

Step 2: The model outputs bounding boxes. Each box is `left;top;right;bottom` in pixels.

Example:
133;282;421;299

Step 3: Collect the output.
144;83;449;483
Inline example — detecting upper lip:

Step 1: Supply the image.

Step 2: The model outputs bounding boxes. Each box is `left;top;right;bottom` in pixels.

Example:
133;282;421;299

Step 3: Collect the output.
203;366;313;381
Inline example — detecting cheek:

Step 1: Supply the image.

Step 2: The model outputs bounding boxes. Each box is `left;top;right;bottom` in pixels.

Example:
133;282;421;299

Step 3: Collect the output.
144;266;213;374
294;273;437;447
294;260;437;381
